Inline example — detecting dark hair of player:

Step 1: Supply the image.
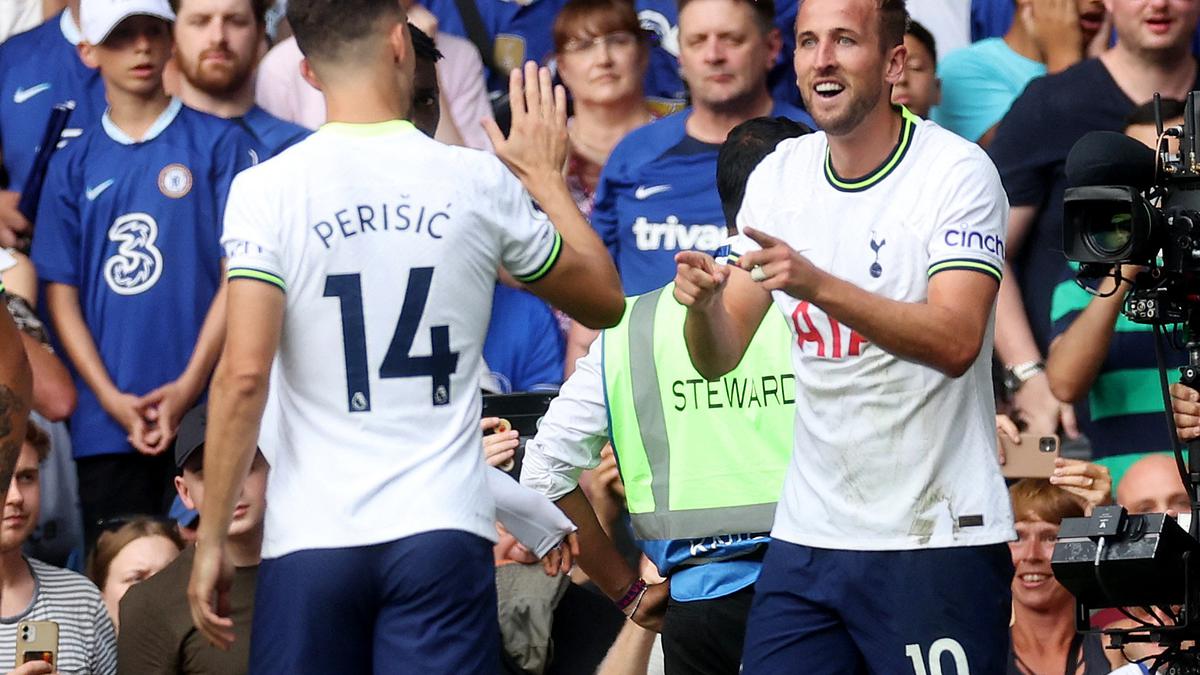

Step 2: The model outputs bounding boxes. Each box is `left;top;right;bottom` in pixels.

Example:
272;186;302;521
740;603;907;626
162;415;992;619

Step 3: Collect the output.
410;23;442;63
877;0;908;52
287;0;404;65
905;18;936;65
717;116;812;235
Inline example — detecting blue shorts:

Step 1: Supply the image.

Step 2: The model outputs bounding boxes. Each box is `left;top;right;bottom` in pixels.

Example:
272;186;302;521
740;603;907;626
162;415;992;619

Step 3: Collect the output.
249;530;500;674
741;541;1012;675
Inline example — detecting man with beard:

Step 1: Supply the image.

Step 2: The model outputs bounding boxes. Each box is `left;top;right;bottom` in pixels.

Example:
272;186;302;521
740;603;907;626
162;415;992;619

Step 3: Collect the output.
672;0;1014;672
170;0;308;158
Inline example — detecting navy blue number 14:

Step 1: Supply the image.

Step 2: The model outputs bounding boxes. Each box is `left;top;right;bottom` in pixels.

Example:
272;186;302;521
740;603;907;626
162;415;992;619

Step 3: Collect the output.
324;268;459;411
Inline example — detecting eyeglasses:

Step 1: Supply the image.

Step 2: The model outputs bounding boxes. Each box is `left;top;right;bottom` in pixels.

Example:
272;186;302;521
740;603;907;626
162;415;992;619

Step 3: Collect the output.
561;31;639;55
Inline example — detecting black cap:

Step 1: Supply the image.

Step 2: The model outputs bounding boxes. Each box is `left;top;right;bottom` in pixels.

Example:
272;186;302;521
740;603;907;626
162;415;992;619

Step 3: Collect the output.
175;403;207;470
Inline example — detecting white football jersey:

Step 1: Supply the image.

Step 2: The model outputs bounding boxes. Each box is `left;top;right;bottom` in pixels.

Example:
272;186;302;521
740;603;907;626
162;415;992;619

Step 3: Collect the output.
221;121;562;558
734;110;1015;550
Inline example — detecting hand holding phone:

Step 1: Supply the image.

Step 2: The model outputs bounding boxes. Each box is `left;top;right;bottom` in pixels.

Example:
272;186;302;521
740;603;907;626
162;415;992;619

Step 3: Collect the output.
999;433;1060;479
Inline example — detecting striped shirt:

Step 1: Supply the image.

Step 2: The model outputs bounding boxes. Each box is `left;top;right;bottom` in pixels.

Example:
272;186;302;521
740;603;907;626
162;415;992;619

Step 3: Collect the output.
0;558;116;674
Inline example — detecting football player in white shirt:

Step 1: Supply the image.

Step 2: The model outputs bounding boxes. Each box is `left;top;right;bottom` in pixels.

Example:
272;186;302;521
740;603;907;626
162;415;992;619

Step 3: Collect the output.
185;0;624;671
674;0;1015;672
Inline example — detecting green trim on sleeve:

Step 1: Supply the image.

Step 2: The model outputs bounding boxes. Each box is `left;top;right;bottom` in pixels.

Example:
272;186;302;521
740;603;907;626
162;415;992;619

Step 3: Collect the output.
514;231;563;284
927;258;1002;283
228;268;287;292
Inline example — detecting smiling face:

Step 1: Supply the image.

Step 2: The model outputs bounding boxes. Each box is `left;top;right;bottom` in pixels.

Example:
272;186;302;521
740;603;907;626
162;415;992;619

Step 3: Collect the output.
1009;517;1076;613
794;0;905;137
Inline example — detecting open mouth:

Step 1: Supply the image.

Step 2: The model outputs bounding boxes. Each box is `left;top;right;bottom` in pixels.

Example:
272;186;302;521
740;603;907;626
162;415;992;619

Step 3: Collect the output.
1147;16;1174;34
815;81;845;99
1019;572;1050;586
1079;12;1104;33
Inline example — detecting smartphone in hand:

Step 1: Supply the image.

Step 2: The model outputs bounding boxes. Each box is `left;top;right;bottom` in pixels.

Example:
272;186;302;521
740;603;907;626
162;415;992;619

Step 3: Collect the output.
1000;433;1060;479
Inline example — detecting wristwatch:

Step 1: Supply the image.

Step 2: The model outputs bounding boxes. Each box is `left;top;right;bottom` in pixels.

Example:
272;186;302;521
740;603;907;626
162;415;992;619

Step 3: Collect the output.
1003;360;1045;396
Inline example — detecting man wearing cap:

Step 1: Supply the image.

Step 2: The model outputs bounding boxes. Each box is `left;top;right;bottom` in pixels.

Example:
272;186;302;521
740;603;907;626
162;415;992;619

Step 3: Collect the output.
30;0;257;544
116;404;266;675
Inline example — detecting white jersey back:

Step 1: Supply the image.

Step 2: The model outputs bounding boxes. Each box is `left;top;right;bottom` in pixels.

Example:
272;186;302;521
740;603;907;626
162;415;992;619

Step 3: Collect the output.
221;121;562;558
734;110;1015;550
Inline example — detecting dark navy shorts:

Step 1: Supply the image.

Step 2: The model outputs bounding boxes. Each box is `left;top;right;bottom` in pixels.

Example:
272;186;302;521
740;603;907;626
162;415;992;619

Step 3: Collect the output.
249;530;500;674
741;540;1013;675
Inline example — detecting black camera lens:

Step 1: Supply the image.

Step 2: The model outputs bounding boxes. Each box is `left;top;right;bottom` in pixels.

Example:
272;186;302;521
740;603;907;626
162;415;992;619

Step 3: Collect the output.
1039;437;1057;453
1087;212;1134;256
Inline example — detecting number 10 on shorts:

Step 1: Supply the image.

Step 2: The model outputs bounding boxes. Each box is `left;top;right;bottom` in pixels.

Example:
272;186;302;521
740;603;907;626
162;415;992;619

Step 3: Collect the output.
905;638;970;675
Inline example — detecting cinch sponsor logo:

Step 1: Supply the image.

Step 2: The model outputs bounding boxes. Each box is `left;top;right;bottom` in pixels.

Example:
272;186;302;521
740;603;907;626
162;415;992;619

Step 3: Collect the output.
633;216;724;251
943;229;1005;257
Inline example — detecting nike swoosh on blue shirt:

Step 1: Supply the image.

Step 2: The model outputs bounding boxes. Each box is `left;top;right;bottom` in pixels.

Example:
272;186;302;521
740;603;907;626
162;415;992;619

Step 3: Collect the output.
85;179;114;201
634;184;671;200
13;83;51;104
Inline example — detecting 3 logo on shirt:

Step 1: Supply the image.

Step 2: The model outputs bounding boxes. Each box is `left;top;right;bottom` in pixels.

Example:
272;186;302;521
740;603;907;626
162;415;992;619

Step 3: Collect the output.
104;213;163;295
158;163;193;199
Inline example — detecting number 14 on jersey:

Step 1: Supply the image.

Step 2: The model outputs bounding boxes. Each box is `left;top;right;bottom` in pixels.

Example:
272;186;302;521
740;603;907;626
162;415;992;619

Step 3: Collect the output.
324;268;460;412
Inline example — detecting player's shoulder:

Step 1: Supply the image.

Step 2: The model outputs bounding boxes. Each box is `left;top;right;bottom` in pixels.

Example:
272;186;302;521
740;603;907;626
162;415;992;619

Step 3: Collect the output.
28;558;102;600
915;118;996;171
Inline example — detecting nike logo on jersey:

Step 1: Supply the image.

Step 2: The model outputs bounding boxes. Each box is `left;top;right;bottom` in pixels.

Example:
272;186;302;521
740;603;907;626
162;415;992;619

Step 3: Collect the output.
634;184;671;200
85;179;114;201
13;83;50;104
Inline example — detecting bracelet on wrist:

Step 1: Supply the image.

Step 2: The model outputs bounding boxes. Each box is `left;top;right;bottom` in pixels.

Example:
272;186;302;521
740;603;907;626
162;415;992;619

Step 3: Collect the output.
615;578;647;614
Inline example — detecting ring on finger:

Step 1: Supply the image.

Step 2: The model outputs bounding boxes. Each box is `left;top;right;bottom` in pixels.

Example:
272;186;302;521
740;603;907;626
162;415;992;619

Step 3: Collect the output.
750;265;768;282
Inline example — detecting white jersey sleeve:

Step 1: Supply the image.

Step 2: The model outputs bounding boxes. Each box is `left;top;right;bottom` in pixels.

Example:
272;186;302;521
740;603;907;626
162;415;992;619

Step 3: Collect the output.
924;149;1008;284
221;171;287;291
488;165;564;284
520;340;609;501
488;467;576;558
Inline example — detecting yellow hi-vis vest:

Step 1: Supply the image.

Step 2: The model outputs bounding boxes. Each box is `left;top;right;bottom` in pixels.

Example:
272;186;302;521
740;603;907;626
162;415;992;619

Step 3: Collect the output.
602;284;795;541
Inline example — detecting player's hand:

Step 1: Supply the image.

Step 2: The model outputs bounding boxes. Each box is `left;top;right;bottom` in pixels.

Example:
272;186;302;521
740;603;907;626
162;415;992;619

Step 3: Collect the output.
630;581;669;633
1013;373;1079;439
188;538;236;650
1172;383;1200;441
101;390;157;455
540;532;578;576
673;251;729;312
6;660;57;675
737;227;827;300
483;61;568;185
996;414;1020;465
1050;458;1112;515
481;417;519;468
138;379;197;454
0;191;30;251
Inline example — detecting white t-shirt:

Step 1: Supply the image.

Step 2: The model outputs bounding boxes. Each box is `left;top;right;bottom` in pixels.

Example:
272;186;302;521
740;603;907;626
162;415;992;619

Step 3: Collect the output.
734;110;1014;551
221;120;563;559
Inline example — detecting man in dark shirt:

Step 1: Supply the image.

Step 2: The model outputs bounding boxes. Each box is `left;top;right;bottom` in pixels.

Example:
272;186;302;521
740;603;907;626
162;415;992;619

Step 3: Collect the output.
116;404;267;675
988;0;1200;437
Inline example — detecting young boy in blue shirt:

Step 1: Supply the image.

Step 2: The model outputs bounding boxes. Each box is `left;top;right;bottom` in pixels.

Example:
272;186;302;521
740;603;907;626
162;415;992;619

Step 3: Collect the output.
31;0;255;542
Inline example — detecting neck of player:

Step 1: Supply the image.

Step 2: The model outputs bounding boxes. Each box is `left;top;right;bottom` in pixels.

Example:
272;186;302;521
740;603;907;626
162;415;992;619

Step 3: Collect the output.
825;100;903;179
178;75;256;120
1101;44;1197;105
322;64;412;126
686;91;774;144
107;85;173;141
0;548;34;616
1010;600;1076;666
227;524;264;567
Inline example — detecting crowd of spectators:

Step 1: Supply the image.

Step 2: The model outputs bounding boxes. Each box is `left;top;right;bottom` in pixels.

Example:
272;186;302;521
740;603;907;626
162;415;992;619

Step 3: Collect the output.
0;0;1196;672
